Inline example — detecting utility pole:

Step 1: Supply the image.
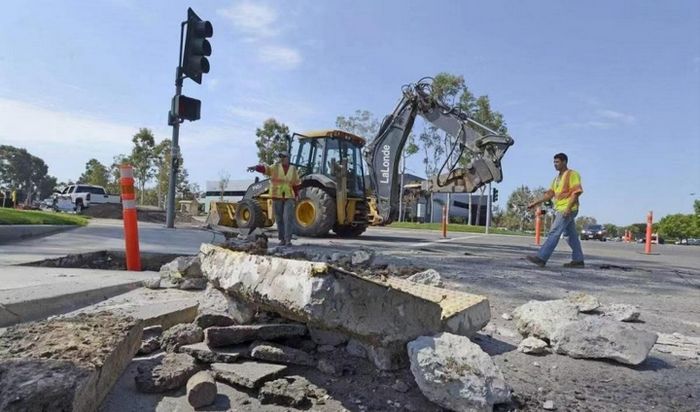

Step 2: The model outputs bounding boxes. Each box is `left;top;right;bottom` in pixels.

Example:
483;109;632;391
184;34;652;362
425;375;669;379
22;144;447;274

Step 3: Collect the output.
486;182;491;234
166;8;213;228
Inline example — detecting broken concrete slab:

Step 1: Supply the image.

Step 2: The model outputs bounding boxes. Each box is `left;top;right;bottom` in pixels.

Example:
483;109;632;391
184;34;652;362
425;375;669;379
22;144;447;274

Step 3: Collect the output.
259;375;325;408
600;303;641;322
179;342;246;363
137;326;163;356
308;326;349;346
211;361;287;389
566;292;600;313
362;341;408;371
0;312;142;412
199;244;490;349
198;284;257;324
135;352;200;393
407;332;511;411
654;333;700;360
407;269;444;287
0;266;153;327
518;336;549;354
160;255;202;279
179;277;208;290
513;299;580;341
551;317;658;365
205;323;307;347
186;371;217;409
249;341;316;366
195;312;235;329
160;323;203;352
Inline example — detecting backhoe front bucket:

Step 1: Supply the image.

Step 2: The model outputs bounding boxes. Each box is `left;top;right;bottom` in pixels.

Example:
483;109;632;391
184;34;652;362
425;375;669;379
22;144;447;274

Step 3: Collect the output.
206;201;238;227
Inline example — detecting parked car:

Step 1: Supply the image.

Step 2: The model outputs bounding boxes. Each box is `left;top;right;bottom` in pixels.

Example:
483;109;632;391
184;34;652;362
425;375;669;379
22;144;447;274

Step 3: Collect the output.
53;184;120;213
637;233;665;244
580;224;607;241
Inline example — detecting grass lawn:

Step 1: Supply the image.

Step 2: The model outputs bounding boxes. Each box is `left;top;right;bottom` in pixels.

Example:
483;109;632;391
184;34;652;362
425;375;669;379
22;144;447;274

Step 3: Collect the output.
0;208;89;226
388;221;528;236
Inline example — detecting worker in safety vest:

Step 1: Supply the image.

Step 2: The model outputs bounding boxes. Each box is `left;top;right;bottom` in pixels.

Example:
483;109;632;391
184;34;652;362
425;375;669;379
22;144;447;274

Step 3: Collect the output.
247;151;301;246
526;152;585;267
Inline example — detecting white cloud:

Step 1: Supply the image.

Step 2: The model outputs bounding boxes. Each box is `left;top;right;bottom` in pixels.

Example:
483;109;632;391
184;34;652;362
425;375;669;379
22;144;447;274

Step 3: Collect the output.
597;109;636;125
257;46;302;69
217;2;278;39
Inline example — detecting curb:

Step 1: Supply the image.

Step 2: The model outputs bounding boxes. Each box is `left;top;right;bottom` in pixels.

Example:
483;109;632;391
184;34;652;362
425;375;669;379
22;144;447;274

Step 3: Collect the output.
0;224;79;244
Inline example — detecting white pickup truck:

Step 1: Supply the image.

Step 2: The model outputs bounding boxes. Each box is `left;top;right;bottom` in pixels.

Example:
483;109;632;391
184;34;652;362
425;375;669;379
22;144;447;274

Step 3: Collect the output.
54;184;121;212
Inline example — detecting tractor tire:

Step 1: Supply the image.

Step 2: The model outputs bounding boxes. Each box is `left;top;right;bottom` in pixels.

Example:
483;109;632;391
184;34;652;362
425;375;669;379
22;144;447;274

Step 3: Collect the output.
333;224;368;237
294;187;336;237
235;199;265;229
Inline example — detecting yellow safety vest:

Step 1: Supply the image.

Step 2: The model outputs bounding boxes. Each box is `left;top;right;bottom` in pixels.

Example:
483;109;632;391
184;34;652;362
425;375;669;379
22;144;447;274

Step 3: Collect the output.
550;169;583;212
265;163;300;199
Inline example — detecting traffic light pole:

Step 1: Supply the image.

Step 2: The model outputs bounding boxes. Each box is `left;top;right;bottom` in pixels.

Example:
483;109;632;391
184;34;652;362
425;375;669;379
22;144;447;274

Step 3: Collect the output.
166;22;187;229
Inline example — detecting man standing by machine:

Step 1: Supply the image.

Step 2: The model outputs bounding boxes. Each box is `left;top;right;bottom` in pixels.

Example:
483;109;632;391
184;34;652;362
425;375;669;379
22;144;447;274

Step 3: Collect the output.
247;151;301;246
526;153;585;267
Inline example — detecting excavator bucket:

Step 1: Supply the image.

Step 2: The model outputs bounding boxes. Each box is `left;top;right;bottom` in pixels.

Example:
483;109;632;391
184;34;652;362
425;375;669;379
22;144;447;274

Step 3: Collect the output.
205;201;238;227
422;157;504;193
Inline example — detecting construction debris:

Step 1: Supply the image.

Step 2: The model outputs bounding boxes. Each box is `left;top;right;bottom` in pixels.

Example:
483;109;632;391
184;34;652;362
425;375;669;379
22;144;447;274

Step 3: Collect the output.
135;353;200;393
211;361;287;389
160;323;204;352
566;292;601;313
198;284;258;324
186;371;218;409
550;317;658;365
0;313;142;412
249;341;316;366
195;312;236;329
654;333;700;360
600;303;641;322
137;325;163;356
179;342;246;363
407;333;511;411
406;268;444;287
518;336;549;354
309;326;349;346
205;323;307;347
258;375;326;407
513;299;580;340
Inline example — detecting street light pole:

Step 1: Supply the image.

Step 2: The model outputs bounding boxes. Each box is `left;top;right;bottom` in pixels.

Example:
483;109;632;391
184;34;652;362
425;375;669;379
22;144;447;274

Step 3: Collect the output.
166;22;187;229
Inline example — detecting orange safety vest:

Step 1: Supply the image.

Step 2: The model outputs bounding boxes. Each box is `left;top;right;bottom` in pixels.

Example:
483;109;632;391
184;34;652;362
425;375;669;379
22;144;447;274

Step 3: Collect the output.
550;169;583;212
266;163;300;199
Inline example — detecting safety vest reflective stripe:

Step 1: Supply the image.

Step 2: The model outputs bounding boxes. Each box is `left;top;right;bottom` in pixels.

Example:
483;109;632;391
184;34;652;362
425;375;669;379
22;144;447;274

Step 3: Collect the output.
554;170;578;200
269;164;298;198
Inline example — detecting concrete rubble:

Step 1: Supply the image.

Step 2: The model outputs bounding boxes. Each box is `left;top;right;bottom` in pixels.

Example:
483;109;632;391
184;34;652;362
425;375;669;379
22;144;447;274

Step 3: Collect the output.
518;336;549;354
137;325;163;355
179;342;246;363
654;332;700;361
550;317;658;365
258;375;326;407
211;361;287;389
186;371;218;408
566;292;600;312
160;323;204;352
206;323;307;347
199;243;490;370
135;352;200;393
407;268;444;287
600;303;641;322
407;332;511;411
0;313;143;412
250;341;316;366
198;284;258;324
195;312;236;329
513;299;580;340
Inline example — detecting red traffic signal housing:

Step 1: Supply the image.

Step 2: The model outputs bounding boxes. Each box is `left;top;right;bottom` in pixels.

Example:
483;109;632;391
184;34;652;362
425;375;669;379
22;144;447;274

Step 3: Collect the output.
182;8;213;84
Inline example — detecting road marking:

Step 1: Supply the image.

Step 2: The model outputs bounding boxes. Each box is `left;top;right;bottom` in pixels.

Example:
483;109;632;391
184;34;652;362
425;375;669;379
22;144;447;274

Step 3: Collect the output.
409;235;482;248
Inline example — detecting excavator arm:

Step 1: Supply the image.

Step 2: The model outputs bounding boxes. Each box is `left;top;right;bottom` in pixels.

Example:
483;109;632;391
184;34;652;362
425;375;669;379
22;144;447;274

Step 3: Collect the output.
364;78;514;224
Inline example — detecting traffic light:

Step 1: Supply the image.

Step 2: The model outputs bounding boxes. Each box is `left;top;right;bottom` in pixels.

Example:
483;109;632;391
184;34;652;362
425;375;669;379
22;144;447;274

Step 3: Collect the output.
171;94;201;123
492;187;499;202
182;8;213;84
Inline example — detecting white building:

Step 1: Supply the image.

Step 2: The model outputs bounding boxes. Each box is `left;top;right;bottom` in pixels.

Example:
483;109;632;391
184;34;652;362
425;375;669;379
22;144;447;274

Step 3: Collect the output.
204;179;255;213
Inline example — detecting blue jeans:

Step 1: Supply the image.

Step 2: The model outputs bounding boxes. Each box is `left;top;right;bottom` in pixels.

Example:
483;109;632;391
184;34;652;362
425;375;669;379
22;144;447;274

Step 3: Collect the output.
273;199;295;244
537;210;584;263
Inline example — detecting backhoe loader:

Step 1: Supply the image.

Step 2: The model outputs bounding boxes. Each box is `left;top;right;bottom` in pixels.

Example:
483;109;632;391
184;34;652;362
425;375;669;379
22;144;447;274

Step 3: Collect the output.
207;77;514;237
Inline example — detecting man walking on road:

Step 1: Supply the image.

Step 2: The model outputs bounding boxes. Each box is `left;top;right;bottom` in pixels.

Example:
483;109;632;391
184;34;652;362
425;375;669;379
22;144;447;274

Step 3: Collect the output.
526;153;585;267
248;151;301;246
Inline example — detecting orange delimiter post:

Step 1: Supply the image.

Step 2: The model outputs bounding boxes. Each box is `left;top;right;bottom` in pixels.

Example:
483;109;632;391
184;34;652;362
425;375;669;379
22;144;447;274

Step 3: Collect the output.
120;164;142;271
442;204;447;238
535;208;542;246
645;211;653;255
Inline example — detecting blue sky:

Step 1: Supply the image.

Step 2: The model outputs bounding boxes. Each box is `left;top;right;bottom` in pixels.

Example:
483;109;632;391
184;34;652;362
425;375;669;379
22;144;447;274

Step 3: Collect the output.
0;0;698;225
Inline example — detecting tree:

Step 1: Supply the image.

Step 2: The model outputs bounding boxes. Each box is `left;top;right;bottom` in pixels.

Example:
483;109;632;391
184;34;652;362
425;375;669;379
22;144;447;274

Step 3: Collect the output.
506;185;534;231
78;159;109;188
255;119;290;165
694;199;700;215
335;110;380;141
217;170;230;201
0;145;54;205
106;154;128;194
575;216;597;232
129;128;157;204
603;223;620;238
658;214;700;241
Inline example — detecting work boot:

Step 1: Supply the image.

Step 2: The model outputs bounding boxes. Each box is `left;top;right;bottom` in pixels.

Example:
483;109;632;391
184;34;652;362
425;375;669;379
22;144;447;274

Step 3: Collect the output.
563;261;585;268
525;255;546;267
286;240;293;247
